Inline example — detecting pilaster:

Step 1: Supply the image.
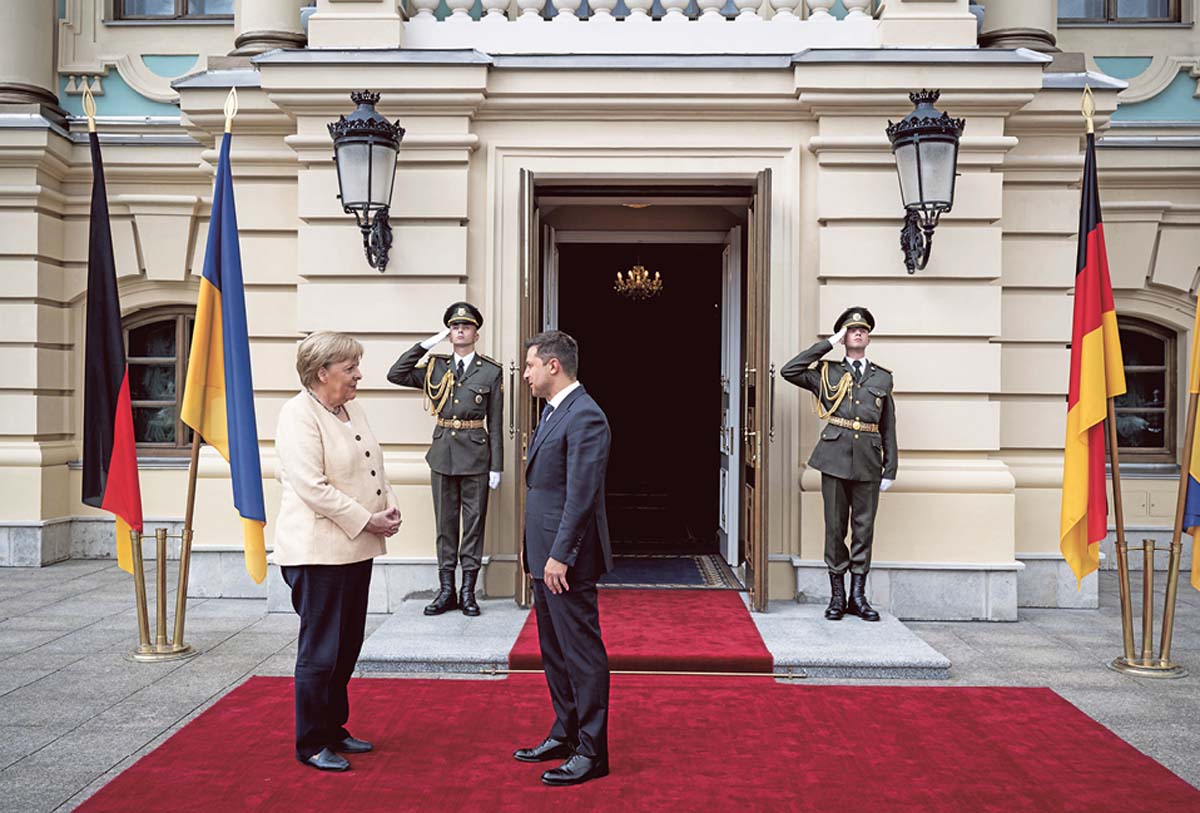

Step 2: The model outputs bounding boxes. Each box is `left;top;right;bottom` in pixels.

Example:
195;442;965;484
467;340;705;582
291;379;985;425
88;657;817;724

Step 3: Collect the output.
231;0;309;56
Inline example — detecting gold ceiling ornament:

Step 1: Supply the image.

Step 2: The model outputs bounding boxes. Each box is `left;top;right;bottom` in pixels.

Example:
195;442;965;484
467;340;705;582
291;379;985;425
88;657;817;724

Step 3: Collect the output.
614;264;663;301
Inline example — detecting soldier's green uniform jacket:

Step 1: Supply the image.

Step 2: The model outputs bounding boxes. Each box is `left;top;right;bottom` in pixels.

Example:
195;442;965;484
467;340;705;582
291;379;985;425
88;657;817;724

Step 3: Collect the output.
780;339;898;483
387;344;504;476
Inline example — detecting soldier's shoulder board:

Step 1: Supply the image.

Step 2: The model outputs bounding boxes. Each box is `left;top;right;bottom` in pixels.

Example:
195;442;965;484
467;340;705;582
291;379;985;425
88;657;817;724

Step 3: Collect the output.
477;353;503;369
871;363;892;375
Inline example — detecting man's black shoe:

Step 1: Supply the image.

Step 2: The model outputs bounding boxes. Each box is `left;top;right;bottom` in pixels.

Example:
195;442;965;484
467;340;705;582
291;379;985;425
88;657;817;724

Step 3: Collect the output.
299;748;350;772
847;573;881;622
424;571;458;616
541;754;609;786
513;737;574;763
460;569;481;617
825;571;846;621
332;736;373;754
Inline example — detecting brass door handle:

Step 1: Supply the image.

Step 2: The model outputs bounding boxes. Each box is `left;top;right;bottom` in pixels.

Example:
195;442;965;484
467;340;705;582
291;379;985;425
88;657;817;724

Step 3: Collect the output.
768;362;777;443
508;361;516;439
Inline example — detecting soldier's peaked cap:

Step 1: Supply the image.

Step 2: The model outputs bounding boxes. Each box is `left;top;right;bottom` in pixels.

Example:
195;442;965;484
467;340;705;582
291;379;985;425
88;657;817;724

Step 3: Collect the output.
444;301;483;329
834;306;875;334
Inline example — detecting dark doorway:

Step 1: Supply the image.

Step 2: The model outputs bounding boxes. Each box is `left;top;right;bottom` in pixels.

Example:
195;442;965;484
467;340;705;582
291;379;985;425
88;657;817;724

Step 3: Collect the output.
557;242;724;555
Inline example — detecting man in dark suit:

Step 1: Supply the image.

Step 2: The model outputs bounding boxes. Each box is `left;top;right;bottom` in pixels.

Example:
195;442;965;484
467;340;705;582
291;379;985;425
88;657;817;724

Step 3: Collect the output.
781;306;898;623
513;330;613;787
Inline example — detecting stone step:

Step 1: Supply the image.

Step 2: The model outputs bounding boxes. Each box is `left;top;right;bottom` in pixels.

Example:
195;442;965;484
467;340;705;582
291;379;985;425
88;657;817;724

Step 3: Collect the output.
358;594;951;680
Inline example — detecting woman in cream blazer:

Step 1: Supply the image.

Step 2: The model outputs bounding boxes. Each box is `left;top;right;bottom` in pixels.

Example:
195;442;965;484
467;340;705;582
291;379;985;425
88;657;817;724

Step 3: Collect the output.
275;331;401;773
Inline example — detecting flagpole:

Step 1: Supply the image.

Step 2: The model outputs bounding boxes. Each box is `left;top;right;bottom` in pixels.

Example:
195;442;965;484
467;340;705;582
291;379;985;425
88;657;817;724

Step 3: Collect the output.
1081;87;1137;663
171;431;201;653
1105;398;1137;662
1160;393;1198;663
170;88;240;653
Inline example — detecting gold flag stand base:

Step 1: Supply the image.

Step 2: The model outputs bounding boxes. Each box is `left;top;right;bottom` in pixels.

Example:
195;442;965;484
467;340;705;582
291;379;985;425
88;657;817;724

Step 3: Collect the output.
131;643;198;663
1108;657;1188;680
127;525;199;664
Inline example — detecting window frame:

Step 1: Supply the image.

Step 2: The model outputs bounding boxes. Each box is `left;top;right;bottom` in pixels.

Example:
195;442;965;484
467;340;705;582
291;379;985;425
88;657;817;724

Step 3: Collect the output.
1058;0;1181;24
114;0;234;21
1114;316;1177;464
123;308;195;456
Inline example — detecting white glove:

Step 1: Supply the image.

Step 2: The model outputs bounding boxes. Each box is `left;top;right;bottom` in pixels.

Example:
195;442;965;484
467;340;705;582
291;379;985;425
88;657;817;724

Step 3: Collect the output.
831;326;848;346
488;471;501;490
880;478;894;492
420;327;451;350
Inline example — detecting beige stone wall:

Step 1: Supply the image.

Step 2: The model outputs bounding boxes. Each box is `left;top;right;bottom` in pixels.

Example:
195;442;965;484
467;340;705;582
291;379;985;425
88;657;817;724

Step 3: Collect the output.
1;0;1197;603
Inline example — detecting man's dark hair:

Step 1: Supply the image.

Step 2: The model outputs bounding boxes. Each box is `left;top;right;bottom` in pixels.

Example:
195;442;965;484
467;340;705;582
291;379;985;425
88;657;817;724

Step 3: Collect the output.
523;330;579;379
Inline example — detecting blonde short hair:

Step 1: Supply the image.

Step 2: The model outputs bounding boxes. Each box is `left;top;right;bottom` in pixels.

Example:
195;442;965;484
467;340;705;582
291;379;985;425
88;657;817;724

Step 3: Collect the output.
296;331;364;388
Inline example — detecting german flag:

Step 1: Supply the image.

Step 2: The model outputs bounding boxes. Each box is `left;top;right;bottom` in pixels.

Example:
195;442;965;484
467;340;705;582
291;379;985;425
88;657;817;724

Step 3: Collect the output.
1060;130;1125;586
81;131;143;572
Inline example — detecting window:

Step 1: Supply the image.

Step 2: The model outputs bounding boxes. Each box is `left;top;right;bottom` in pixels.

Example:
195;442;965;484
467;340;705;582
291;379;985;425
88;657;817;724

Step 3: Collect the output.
1059;0;1180;23
115;0;233;20
1114;318;1176;462
124;310;195;453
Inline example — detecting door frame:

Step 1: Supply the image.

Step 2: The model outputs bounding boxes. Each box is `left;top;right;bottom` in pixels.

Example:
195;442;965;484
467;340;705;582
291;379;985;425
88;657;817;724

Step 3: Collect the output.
511;173;777;609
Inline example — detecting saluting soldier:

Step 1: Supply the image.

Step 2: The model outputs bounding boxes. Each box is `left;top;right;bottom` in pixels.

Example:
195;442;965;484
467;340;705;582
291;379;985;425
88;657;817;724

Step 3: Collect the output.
388;302;504;617
781;307;897;623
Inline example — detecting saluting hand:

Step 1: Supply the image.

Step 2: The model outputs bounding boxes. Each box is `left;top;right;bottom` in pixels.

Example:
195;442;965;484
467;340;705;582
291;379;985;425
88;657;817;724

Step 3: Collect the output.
544;557;569;595
832;326;848;346
420;326;451;350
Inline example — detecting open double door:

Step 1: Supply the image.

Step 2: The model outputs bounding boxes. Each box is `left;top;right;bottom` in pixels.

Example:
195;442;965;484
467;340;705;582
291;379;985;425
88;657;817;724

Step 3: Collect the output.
513;170;773;611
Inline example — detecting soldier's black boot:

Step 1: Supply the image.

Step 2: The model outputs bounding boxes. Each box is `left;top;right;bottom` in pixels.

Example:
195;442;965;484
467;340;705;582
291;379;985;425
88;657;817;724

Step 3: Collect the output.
847;573;880;622
424;571;458;616
824;571;846;621
460;570;481;617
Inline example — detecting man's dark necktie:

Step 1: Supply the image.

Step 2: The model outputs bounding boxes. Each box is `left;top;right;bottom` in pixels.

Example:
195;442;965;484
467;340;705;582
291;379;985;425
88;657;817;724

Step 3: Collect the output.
852;360;863;382
534;403;554;445
456;359;465;381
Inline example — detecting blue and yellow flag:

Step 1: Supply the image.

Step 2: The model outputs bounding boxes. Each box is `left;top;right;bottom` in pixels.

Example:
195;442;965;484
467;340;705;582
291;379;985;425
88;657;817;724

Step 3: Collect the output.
181;130;267;583
1181;297;1200;592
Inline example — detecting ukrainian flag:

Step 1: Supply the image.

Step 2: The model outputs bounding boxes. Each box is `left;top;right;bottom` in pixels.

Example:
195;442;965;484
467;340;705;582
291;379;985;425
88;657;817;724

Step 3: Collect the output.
181;130;267;583
1181;298;1200;592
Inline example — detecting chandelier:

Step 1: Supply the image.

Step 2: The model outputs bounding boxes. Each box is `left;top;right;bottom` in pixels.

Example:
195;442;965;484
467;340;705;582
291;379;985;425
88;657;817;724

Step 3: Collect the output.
614;265;663;301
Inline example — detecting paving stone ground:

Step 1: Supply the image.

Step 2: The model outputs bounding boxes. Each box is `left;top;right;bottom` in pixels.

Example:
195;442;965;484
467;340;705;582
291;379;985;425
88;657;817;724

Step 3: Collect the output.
0;560;1196;811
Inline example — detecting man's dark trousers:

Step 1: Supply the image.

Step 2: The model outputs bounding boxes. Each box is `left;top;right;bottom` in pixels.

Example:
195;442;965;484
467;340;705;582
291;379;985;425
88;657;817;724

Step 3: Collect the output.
431;470;489;573
531;577;609;759
821;473;880;575
281;559;372;760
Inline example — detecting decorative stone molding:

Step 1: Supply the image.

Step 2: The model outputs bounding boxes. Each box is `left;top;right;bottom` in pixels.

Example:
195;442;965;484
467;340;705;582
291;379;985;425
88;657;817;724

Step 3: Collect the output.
1091;54;1200;105
57;0;233;106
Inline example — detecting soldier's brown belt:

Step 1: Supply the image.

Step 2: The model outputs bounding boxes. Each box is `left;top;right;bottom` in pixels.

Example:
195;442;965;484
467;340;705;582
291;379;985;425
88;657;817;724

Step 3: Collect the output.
827;416;880;434
437;418;486;430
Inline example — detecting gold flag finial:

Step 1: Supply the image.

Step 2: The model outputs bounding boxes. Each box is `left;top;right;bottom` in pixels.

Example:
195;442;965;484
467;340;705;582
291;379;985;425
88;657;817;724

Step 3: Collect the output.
223;87;238;134
1081;86;1096;136
82;84;97;133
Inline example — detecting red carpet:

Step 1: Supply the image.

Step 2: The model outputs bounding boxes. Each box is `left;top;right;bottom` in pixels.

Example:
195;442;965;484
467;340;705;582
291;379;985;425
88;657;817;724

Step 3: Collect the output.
508;588;774;672
78;675;1200;812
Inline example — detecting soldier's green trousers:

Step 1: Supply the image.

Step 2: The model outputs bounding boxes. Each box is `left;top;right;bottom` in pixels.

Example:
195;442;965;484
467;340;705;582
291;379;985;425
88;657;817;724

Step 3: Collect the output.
821;473;879;576
431;471;490;573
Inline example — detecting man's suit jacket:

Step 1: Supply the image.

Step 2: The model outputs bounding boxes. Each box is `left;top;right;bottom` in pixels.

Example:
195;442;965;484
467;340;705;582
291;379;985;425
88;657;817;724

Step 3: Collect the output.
523;385;614;581
781;339;898;483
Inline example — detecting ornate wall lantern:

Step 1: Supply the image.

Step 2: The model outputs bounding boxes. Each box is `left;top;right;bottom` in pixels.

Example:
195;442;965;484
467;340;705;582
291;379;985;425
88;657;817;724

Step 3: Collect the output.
328;91;405;271
886;89;965;274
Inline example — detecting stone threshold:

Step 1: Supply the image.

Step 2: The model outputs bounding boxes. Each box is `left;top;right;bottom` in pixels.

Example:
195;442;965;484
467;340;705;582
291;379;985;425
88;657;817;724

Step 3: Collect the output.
357;593;952;680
